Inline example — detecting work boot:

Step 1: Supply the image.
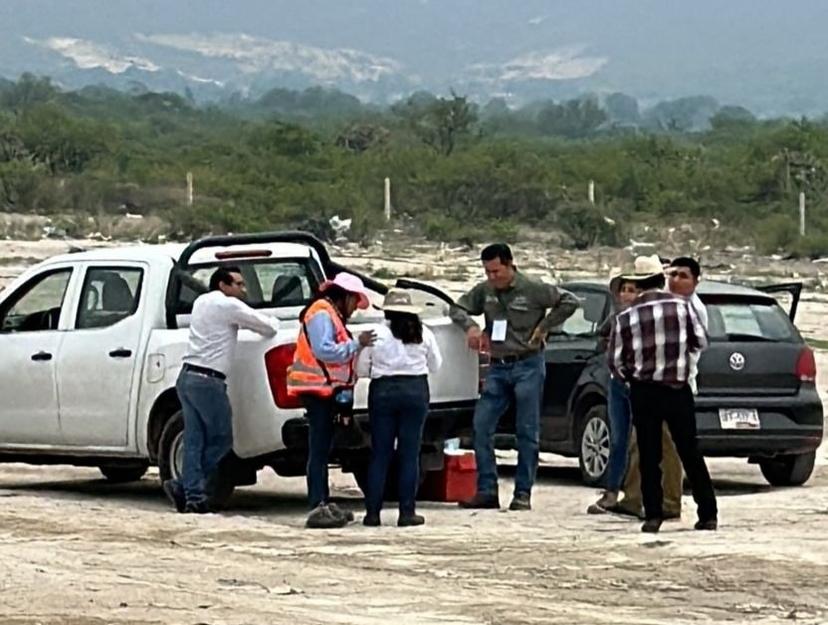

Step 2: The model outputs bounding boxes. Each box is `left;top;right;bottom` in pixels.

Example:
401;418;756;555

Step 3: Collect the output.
184;499;212;514
641;518;663;533
609;500;644;519
398;513;425;527
306;504;347;529
458;493;500;509
587;490;618;515
694;518;718;531
508;492;531;511
363;513;381;527
328;503;355;523
162;479;186;513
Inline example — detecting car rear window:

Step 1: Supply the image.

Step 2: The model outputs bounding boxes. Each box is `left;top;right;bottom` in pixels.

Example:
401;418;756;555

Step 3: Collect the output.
705;299;798;342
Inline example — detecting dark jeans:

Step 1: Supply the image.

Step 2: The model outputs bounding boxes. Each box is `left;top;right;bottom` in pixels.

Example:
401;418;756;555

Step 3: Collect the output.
365;375;429;516
605;375;632;491
176;370;234;505
473;353;545;497
303;394;337;509
630;381;718;522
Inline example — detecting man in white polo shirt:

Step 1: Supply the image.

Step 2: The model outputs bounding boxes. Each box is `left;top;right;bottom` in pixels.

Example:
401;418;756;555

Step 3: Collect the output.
163;266;280;513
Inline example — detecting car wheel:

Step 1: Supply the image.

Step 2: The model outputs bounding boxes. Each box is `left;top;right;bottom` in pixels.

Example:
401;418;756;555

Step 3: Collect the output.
578;404;611;486
759;451;816;486
98;463;149;483
157;410;236;509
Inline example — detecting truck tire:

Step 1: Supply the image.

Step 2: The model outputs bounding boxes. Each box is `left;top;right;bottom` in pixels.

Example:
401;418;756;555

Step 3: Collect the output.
157;410;236;510
577;404;611;487
98;463;149;483
759;451;816;486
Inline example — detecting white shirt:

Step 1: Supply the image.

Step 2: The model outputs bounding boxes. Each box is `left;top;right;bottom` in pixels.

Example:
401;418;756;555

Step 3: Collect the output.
184;290;280;375
687;292;708;394
356;323;442;379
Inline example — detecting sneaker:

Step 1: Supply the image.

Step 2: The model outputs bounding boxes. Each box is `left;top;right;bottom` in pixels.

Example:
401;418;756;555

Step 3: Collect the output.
363;513;381;527
162;479;185;513
328;503;355;523
694;518;718;531
587;491;618;515
508;492;531;511
184;499;212;514
398;513;425;527
306;504;348;529
641;518;663;533
458;493;500;509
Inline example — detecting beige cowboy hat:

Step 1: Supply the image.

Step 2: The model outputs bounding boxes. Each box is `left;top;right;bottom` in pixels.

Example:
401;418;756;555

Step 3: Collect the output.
617;254;665;282
380;289;422;315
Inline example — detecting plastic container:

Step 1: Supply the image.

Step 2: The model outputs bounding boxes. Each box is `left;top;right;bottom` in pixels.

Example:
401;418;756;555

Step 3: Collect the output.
419;451;477;502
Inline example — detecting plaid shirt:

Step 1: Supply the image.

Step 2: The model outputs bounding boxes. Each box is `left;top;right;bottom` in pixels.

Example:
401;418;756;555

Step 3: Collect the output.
608;290;708;386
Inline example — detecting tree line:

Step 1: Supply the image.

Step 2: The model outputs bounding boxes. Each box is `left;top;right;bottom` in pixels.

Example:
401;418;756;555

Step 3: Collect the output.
1;73;827;256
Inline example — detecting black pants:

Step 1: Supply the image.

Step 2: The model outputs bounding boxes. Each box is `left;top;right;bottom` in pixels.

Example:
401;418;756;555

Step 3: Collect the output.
303;394;336;510
630;381;718;522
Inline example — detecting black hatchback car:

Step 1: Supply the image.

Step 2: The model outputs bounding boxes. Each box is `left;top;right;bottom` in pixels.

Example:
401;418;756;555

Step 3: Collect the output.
483;280;824;487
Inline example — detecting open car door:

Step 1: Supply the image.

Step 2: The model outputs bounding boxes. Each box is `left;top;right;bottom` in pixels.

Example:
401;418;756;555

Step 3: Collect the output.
755;282;802;322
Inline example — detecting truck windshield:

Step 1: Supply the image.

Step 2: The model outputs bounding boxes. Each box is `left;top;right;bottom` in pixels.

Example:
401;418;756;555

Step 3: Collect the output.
179;258;322;313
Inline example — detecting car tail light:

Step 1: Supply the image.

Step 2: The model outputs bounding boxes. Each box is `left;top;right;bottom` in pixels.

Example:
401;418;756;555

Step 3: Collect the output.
265;343;303;408
796;346;816;383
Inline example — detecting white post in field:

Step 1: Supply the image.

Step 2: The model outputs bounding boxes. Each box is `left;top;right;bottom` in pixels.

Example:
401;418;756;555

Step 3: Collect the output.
799;191;806;236
384;177;392;221
186;172;194;207
588;179;595;205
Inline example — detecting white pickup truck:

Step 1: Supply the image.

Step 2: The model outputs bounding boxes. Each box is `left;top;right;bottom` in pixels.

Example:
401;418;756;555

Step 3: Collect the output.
0;232;479;504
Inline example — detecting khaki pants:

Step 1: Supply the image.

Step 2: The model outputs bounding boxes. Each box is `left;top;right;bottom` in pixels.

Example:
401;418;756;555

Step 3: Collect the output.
619;422;683;517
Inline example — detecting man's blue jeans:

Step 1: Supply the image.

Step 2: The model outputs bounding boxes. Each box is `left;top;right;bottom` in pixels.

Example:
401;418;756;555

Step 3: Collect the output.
473;353;545;497
366;375;429;516
605;375;632;491
176;370;234;505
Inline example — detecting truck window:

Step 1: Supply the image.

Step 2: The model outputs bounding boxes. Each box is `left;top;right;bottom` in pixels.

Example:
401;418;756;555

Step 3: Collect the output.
178;258;320;313
76;267;144;329
0;269;73;333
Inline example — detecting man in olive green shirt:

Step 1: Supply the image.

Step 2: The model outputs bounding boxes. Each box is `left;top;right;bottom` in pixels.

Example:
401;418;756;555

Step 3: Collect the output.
449;243;579;510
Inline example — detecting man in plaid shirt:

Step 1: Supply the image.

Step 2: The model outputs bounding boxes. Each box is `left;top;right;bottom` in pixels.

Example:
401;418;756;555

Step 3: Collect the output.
608;255;718;533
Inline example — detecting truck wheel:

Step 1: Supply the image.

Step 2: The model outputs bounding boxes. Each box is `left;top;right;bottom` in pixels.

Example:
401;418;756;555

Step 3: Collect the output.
759;451;816;486
157;410;236;509
578;404;611;487
99;463;149;483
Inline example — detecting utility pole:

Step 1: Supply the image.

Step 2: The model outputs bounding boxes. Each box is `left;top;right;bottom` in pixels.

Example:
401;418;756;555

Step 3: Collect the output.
799;191;806;237
186;172;194;207
384;177;392;221
588;179;595;205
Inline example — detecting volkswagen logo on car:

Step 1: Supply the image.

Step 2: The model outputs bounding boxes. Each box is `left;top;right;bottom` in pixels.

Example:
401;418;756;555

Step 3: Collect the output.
729;352;746;371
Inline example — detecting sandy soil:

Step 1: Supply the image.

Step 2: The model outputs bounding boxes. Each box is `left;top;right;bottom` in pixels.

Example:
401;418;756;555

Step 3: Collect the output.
1;238;828;625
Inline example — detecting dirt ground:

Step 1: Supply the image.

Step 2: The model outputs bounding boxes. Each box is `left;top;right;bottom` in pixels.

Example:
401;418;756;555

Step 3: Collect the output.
1;237;828;625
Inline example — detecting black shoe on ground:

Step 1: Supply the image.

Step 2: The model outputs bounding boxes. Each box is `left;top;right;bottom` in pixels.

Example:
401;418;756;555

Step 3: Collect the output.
458;493;500;509
328;503;355;523
694;518;718;531
162;480;185;513
398;513;425;527
184;500;212;514
363;513;381;527
509;492;532;511
641;518;663;533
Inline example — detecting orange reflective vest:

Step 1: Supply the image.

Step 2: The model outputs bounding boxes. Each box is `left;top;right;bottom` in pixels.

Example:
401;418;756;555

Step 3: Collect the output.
287;299;355;397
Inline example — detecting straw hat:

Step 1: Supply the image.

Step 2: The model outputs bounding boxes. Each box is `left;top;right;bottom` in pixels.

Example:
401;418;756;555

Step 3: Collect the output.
318;273;371;309
618;254;665;282
380;289;422;315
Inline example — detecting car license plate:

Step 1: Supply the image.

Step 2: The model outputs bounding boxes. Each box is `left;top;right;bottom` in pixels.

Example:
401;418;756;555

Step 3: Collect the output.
718;408;760;430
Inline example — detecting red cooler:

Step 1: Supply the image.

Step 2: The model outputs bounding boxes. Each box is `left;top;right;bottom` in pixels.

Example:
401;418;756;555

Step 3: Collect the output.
419;452;477;502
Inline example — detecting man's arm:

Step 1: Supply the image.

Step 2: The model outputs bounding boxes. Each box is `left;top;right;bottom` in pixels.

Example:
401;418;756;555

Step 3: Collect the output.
686;301;709;353
607;316;627;379
448;283;485;332
537;285;580;333
225;299;280;337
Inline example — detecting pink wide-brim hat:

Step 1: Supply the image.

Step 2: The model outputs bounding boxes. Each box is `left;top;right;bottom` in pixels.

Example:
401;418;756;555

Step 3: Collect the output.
318;272;371;309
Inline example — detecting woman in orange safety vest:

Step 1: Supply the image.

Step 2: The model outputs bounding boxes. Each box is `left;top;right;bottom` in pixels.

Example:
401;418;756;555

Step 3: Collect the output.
288;272;376;529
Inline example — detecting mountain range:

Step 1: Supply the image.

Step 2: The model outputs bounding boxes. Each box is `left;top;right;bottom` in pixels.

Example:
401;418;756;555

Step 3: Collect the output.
2;0;827;116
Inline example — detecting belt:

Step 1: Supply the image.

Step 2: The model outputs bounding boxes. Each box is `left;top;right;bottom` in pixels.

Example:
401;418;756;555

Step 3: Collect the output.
183;363;226;380
489;351;540;365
